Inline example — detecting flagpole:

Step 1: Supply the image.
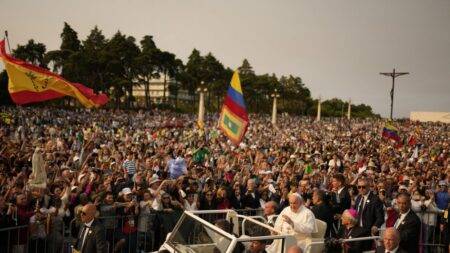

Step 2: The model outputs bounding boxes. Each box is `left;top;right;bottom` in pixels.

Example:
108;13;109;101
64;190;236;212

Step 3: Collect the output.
4;31;12;54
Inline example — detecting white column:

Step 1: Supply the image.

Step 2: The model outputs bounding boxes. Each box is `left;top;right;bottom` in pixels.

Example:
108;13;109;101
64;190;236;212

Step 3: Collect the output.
271;96;277;125
198;90;205;127
316;97;321;121
347;98;351;120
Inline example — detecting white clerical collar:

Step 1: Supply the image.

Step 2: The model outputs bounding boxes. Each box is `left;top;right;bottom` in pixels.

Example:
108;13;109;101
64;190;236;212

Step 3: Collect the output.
84;219;94;228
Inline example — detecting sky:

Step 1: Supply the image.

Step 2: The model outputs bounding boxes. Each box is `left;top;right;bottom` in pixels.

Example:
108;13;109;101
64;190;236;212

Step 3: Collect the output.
0;0;449;118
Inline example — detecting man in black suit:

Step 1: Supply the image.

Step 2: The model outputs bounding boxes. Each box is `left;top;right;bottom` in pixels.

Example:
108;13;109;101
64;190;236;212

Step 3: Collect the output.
330;173;351;235
393;193;421;253
375;227;408;253
242;178;260;209
354;178;384;235
263;201;278;227
329;209;370;253
74;204;107;253
330;174;352;215
311;189;334;237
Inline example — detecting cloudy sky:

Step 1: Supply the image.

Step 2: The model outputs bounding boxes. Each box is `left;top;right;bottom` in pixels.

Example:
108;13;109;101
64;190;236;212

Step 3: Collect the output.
1;0;449;117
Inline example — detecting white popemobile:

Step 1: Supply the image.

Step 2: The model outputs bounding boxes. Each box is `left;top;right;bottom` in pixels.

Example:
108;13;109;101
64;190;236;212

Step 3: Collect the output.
156;209;379;253
156;209;298;253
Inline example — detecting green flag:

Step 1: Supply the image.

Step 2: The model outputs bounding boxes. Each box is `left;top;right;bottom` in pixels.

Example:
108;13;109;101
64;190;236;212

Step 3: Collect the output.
304;164;313;174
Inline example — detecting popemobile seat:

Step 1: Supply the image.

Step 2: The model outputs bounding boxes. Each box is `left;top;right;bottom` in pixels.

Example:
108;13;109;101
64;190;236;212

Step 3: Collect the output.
308;218;327;253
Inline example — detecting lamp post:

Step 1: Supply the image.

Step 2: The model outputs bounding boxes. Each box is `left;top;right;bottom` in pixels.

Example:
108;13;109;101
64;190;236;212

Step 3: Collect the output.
380;68;409;120
271;89;280;125
197;82;207;127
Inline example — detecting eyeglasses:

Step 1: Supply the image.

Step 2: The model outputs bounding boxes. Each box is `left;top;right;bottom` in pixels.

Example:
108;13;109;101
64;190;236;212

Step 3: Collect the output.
357;185;367;189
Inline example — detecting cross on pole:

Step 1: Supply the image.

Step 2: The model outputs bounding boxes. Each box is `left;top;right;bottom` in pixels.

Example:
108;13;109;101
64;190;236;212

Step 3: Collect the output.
380;68;409;120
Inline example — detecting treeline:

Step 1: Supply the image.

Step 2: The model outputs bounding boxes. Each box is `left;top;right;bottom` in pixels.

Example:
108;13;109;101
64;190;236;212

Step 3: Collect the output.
0;23;379;117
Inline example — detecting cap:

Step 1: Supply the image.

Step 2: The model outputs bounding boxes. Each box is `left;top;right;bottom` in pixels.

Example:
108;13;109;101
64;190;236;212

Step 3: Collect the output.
121;187;132;195
399;185;408;191
346;208;358;219
149;178;161;186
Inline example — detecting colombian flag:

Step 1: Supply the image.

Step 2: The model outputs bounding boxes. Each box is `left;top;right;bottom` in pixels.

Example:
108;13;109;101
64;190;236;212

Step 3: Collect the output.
382;122;401;143
0;40;108;108
218;70;249;145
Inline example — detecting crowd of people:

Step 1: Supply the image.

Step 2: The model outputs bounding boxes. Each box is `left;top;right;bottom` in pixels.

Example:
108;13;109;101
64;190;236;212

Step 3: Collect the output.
0;106;449;253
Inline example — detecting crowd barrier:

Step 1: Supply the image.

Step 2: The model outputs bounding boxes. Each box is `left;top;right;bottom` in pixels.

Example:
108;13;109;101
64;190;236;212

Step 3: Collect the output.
416;210;447;253
0;209;447;253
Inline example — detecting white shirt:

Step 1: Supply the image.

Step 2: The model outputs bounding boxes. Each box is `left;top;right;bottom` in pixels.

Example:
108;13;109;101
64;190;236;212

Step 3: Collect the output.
385;246;399;253
81;219;94;250
358;193;370;226
184;199;198;211
267;214;277;226
337;187;345;195
336;187;345;203
394;209;410;229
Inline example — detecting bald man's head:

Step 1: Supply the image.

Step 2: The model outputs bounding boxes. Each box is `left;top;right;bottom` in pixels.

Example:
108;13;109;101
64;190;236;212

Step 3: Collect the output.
287;245;303;253
81;203;96;223
383;227;400;251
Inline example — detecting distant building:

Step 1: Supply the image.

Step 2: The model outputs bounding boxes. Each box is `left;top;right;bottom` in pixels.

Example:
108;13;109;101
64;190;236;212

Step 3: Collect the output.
133;75;194;106
410;111;450;123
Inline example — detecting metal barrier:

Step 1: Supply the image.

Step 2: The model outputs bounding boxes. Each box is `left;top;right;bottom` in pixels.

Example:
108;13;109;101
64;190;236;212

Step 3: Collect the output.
234;208;264;217
304;236;381;253
417;210;447;253
0;218;67;253
2;208;447;253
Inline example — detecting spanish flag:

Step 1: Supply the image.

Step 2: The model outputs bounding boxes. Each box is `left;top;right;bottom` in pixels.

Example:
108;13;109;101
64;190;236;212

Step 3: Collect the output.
218;70;249;144
0;40;108;108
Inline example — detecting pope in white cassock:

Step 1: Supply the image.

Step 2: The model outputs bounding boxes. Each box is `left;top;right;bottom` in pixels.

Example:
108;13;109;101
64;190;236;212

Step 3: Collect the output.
273;193;317;250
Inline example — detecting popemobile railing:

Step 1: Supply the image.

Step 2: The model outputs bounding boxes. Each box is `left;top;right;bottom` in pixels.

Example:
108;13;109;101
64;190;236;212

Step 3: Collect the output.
0;208;448;253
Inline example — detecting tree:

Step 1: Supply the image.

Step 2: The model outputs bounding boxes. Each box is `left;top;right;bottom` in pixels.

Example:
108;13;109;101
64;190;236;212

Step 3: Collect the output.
202;53;226;109
279;75;312;115
44;22;82;106
183;49;207;107
13;39;47;68
136;35;160;108
105;31;140;108
156;50;178;103
0;24;381;116
238;59;254;76
45;22;81;81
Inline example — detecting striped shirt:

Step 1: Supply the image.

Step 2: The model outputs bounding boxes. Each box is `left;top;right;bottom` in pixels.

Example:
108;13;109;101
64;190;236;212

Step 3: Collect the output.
123;159;136;175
